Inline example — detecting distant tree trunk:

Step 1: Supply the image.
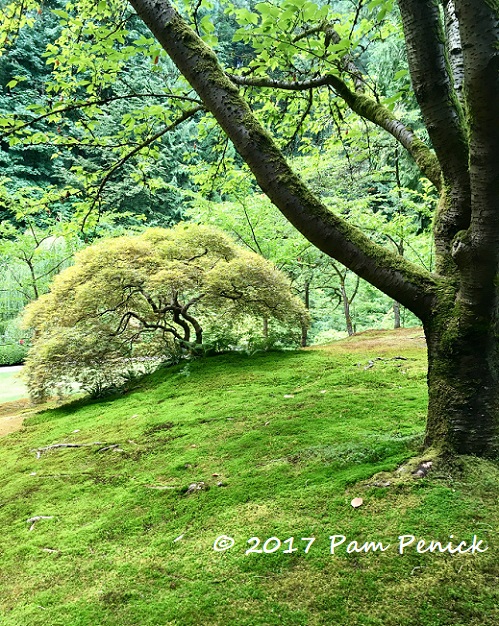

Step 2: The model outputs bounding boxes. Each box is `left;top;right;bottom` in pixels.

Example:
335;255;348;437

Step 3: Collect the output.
301;323;308;347
263;316;268;340
301;279;310;347
393;301;401;329
24;255;39;300
339;281;354;336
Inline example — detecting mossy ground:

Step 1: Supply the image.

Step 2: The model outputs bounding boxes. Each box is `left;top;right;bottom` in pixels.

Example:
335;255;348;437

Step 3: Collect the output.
0;329;497;626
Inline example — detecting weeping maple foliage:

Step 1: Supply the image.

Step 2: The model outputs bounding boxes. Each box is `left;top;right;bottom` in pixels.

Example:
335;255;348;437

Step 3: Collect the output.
22;223;308;401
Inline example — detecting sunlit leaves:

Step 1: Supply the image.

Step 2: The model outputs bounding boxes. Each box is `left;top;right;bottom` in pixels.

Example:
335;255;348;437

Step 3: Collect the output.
0;0;39;54
368;0;395;22
0;0;203;231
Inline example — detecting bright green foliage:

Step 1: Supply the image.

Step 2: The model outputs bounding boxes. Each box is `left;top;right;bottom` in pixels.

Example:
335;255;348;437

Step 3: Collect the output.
0;0;40;53
0;0;202;232
0;222;80;357
22;222;308;400
189;143;433;338
0;341;26;365
0;331;497;625
0;225;77;301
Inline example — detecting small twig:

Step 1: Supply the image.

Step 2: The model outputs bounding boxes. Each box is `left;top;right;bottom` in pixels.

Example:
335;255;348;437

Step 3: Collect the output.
27;516;53;531
145;484;177;490
96;444;121;453
360;356;410;370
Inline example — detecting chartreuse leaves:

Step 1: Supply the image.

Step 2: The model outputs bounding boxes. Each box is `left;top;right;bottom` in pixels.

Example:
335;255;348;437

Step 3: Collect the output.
22;223;308;401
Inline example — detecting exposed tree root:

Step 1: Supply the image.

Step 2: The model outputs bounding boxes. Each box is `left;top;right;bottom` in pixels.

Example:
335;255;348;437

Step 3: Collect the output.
32;442;121;458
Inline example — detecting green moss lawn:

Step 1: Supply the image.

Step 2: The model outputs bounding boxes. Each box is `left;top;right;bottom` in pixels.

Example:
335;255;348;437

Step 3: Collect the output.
0;329;497;625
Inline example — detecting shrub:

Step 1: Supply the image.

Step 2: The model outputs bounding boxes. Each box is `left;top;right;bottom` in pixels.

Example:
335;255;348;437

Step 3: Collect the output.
22;223;308;401
0;343;28;366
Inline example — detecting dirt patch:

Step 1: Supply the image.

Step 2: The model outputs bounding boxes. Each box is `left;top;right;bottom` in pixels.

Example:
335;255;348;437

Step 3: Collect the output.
309;327;426;354
0;399;30;437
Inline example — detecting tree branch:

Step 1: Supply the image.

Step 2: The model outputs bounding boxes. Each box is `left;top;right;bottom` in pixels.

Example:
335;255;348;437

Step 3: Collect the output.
34;254;73;282
32;442;118;459
80;104;204;233
228;72;441;189
0;93;203;139
114;310;186;343
239;202;264;256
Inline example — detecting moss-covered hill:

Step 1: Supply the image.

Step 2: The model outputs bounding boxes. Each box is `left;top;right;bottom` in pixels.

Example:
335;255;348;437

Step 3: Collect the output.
0;329;497;626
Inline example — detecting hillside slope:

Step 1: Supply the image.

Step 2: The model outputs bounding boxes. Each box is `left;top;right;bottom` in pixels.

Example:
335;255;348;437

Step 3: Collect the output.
0;329;497;626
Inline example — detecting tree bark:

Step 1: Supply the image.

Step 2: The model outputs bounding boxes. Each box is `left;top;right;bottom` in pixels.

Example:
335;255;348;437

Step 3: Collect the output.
443;0;465;106
126;0;499;457
424;304;499;456
398;0;471;275
301;279;310;347
340;281;354;336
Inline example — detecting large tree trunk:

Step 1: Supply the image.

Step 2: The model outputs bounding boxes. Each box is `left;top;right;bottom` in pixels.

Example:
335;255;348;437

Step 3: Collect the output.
128;0;499;457
399;0;499;458
424;305;499;456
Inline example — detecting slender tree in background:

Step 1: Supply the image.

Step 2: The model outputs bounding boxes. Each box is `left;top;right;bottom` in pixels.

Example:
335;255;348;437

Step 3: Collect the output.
125;0;498;458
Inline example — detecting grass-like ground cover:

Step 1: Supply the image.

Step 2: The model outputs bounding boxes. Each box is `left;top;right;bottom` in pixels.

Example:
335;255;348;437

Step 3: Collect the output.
0;367;28;403
0;329;497;625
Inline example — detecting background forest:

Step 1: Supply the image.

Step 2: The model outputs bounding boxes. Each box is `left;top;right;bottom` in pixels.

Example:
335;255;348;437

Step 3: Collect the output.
0;0;436;367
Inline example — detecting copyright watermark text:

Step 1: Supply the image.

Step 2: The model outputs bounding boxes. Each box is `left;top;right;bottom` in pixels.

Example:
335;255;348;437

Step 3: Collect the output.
212;534;489;556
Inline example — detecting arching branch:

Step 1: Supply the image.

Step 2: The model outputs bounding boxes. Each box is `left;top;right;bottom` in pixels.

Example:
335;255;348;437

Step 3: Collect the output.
0;93;202;139
128;0;437;321
229;73;441;189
